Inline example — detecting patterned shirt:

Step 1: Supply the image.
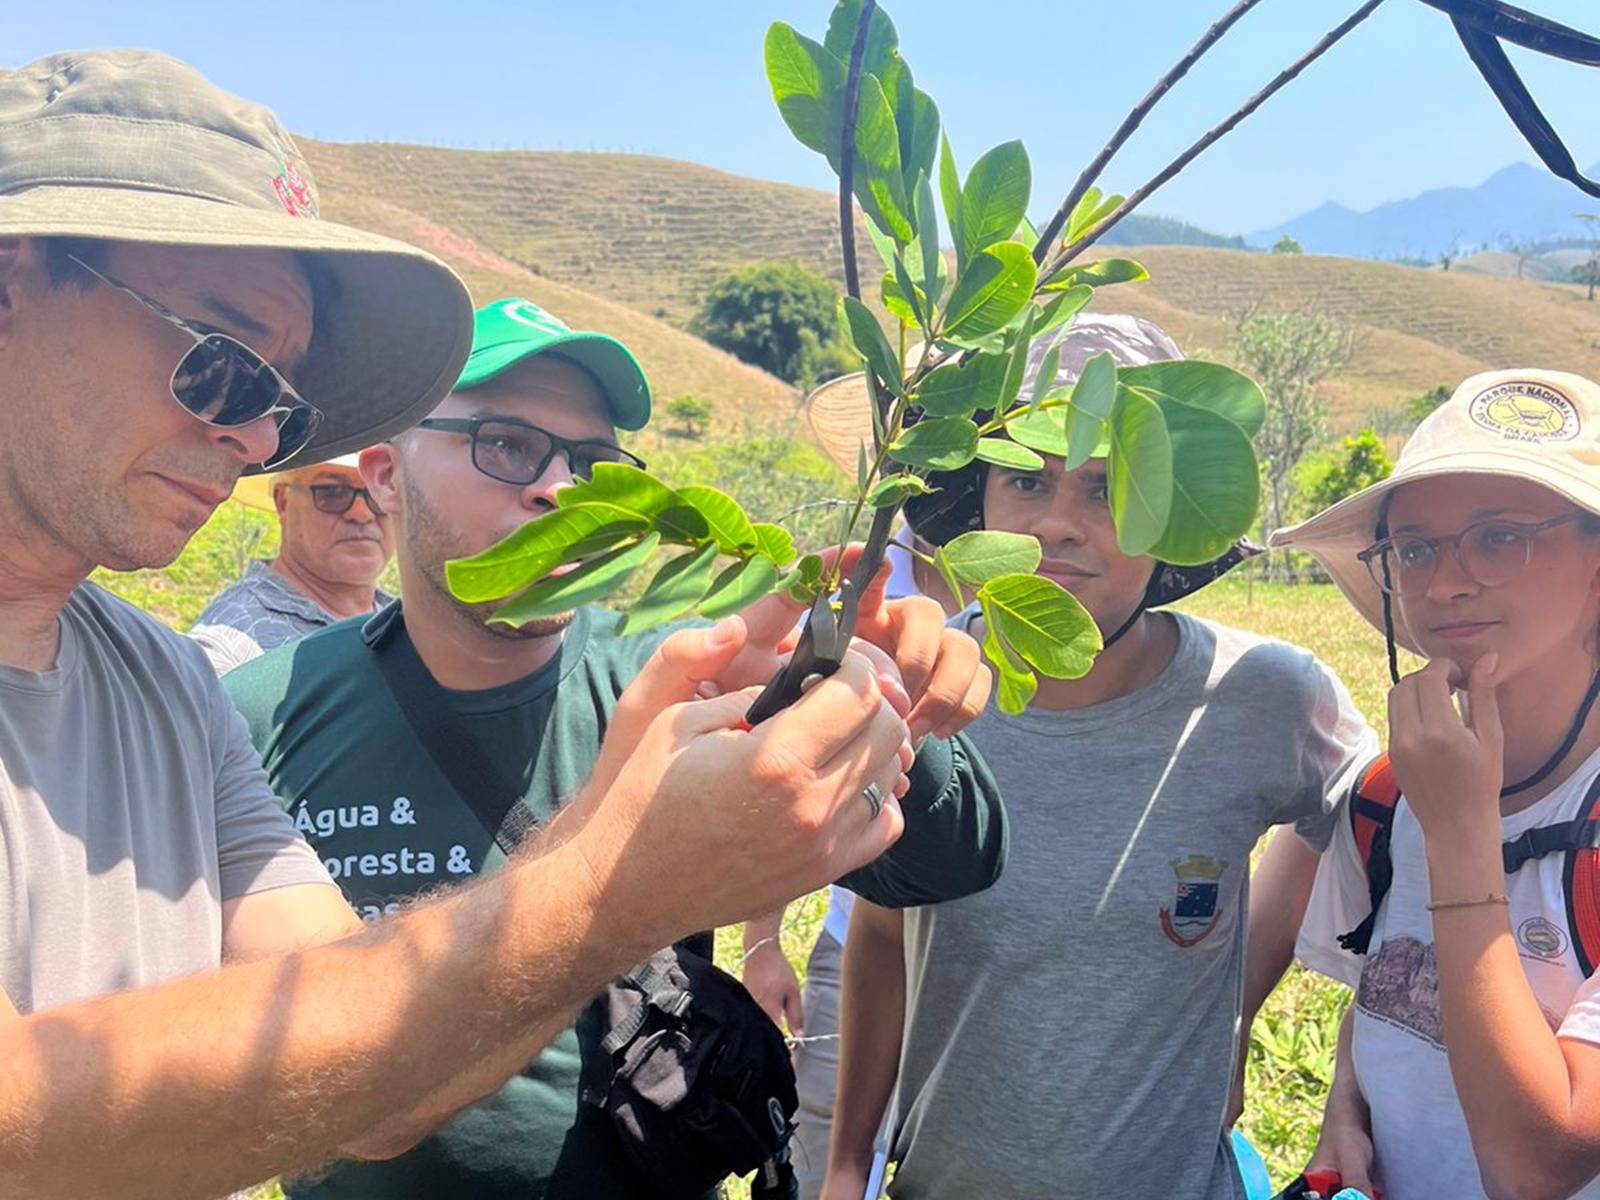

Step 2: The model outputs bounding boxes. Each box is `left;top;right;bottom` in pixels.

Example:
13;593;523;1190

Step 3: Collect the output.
189;560;391;676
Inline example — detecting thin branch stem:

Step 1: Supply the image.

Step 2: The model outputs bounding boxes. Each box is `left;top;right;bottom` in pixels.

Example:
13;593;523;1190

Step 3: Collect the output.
1031;0;1272;264
1039;0;1388;285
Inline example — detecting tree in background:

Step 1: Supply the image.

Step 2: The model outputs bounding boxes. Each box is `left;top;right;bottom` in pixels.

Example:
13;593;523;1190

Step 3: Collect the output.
1404;383;1452;427
690;261;855;386
1271;235;1303;255
1233;310;1355;571
1294;428;1393;518
666;394;714;439
1575;213;1600;301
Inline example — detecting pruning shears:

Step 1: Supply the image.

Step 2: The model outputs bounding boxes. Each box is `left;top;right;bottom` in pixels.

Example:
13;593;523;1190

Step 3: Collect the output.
742;506;896;727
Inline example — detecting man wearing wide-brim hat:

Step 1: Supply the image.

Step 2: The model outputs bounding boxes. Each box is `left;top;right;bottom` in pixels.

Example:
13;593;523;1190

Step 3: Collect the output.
190;453;395;675
0;50;962;1199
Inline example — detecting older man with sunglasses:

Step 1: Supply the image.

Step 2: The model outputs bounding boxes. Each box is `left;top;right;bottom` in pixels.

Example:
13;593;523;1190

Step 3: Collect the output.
190;454;396;674
0;51;1001;1200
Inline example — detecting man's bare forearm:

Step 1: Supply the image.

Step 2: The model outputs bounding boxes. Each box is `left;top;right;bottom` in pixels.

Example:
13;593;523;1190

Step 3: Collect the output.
827;902;906;1182
0;836;658;1200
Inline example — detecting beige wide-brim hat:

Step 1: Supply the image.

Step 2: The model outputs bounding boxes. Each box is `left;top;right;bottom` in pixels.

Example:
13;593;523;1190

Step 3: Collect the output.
231;452;365;512
0;50;474;473
1271;367;1600;653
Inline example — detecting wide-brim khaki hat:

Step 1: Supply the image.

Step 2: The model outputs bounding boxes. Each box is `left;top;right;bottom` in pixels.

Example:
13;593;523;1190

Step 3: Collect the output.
1271;367;1600;653
232;452;365;512
0;50;474;473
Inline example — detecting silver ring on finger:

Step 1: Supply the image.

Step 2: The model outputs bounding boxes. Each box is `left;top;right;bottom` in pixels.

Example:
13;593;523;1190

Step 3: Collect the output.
861;780;884;821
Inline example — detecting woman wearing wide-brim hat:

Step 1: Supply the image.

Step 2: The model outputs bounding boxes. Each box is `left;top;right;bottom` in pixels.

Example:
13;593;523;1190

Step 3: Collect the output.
1274;369;1600;1200
820;314;1377;1200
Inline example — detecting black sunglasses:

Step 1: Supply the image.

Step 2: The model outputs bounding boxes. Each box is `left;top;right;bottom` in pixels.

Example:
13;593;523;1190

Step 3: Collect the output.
415;416;645;485
70;254;324;470
284;483;386;517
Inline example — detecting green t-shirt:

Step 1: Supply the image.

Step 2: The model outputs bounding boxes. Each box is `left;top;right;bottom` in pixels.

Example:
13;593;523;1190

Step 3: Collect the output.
224;602;1006;1199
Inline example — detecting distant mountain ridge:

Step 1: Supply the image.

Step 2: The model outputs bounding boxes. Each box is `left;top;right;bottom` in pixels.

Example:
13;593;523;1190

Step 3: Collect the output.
1249;161;1600;260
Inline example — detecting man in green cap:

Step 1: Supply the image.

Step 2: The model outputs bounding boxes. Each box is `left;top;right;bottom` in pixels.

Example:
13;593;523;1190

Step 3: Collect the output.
0;53;999;1199
222;296;1003;1198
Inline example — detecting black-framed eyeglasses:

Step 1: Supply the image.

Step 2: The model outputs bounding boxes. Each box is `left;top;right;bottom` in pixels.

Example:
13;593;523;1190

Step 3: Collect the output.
69;254;324;470
415;416;646;485
1358;512;1583;597
284;483;386;517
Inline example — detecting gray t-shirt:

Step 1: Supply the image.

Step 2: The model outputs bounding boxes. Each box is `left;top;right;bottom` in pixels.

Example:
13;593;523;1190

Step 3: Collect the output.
0;582;335;1015
887;611;1375;1200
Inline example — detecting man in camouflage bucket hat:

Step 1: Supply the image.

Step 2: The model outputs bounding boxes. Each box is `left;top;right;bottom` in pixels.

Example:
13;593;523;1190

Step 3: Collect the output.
819;314;1376;1200
0;52;973;1199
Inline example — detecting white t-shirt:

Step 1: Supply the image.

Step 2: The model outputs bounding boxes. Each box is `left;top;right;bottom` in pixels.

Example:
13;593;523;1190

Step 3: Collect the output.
1298;746;1600;1200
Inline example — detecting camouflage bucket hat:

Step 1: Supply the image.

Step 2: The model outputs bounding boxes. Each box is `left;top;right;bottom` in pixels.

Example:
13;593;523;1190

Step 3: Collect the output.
0;50;474;472
806;312;1260;608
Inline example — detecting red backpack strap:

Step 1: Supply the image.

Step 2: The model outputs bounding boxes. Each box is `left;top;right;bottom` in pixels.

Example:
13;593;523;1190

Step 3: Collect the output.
1337;753;1402;956
1562;772;1600;977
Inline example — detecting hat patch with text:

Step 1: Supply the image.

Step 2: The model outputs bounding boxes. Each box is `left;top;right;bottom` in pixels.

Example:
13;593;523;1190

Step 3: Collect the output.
1468;380;1581;443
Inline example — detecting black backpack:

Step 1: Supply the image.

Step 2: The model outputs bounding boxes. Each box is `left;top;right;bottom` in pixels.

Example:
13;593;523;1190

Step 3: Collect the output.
363;604;799;1197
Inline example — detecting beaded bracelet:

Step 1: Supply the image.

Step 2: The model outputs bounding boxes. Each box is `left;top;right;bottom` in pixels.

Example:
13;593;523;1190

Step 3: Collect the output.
1426;894;1509;913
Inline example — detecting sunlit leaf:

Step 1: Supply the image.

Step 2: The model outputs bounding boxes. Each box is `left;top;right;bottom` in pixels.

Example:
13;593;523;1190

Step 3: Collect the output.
957;140;1031;270
978;593;1039;714
1144;395;1261;565
975;437;1045;471
867;473;935;507
1065;352;1117;469
1008;407;1071;457
619;542;721;635
888;417;979;470
942;242;1037;340
914;355;1006;418
752;522;798;567
490;534;660;626
699;555;783;619
1118;361;1267;438
677;484;759;554
1106;385;1173;556
939;529;1042;584
1046;258;1148;290
977;572;1101;678
445;503;646;603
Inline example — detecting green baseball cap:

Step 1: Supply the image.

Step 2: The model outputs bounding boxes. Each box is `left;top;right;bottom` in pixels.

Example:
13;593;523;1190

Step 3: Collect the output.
456;298;651;431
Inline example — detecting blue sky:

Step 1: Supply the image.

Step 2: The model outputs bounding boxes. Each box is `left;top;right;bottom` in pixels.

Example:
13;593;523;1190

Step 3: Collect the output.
11;0;1600;234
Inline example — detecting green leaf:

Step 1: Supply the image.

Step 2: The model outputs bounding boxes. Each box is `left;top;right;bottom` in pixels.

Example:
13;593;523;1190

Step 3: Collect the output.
995;304;1038;416
887;416;979;471
942;242;1037;340
867;473;934;507
889;257;926;328
676;484;759;554
699;555;783;619
490;534;660;626
856;441;871;492
1008;407;1071;457
975;438;1045;471
445;503;647;602
1028;343;1062;414
752;522;798;567
893;75;940;201
940;529;1042;584
863;213;900;273
840;296;906;396
978;573;1101;679
913;172;943;307
1065;187;1123;246
1106;385;1173;557
852;73;914;243
1118;361;1267;438
555;463;701;532
824;0;899;78
933;547;966;610
619;542;721;635
938;134;962;252
1145;396;1262;566
764;25;846;159
1033;286;1094;339
1065;352;1117;469
881;270;918;325
784;552;826;601
1016;214;1042;246
914;355;1006;418
1048;258;1149;290
957;140;1031;269
978;595;1039;714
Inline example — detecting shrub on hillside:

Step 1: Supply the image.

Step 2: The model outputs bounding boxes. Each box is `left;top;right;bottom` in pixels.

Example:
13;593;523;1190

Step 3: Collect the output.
690;261;854;387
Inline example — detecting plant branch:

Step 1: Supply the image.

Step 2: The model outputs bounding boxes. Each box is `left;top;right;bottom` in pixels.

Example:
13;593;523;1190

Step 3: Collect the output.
1039;0;1389;285
1030;0;1272;264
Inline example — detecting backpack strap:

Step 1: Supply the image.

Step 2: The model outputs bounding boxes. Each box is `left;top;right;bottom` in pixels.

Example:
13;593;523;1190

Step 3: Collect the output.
1563;773;1600;976
1338;754;1401;956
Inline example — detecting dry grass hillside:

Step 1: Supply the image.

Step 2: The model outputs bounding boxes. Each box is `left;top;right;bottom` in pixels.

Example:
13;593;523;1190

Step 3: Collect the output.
304;139;872;326
304;139;1600;433
1089;246;1600;425
303;146;802;451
